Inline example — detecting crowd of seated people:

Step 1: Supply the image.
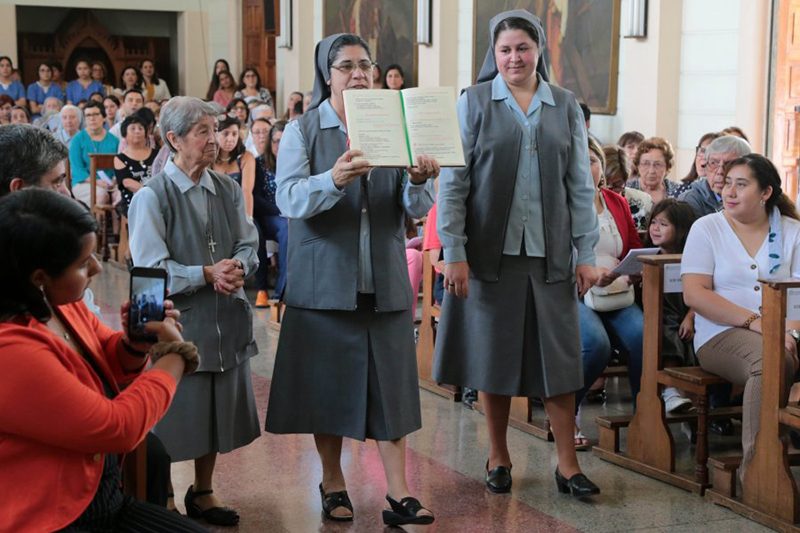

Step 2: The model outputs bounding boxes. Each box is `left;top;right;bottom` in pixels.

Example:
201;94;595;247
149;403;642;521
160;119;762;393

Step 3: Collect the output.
4;32;800;531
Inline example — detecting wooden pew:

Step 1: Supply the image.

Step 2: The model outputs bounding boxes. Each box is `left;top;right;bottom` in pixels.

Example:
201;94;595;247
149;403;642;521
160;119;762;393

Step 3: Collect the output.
416;249;460;401
593;254;738;494
89;153;119;262
705;279;800;531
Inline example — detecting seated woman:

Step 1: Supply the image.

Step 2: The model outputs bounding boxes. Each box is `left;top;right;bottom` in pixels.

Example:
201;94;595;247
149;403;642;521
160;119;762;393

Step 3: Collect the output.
244;119;288;307
26;62;63;118
116;66;145;98
91;62;115;99
234;67;274;108
0;56;26;107
0;189;203;532
227;97;250;140
69;101;120;206
682;153;800;481
617;130;644;175
212;70;237;108
681;132;721;187
114;114;157;217
103;94;121;128
384;64;407;90
140;60;172;102
66;59;105;105
212;114;252;188
602;144;653;231
575;138;643;448
628;137;688;201
205;58;231;101
10;105;31;124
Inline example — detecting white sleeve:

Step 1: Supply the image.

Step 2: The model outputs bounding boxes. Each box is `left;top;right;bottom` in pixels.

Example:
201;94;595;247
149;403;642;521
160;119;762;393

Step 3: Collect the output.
681;217;716;276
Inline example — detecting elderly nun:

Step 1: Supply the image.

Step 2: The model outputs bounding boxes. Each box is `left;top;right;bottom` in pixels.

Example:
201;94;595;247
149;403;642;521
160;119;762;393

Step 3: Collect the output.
128;96;260;526
265;34;438;527
434;10;602;497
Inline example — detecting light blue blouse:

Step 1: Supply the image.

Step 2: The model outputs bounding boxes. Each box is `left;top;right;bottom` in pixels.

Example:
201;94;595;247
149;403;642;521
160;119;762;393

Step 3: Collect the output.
438;73;597;266
275;99;435;293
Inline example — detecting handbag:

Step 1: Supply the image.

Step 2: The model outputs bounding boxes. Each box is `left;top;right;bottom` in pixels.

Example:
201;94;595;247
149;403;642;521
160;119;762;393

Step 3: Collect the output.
583;254;634;312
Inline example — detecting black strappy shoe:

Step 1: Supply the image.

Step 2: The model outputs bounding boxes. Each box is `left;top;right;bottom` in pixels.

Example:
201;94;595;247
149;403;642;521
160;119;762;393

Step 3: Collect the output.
184;485;240;526
382;495;435;526
319;483;354;522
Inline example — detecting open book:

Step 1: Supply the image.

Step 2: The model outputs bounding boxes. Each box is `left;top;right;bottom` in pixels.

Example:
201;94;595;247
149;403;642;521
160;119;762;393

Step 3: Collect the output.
343;87;466;168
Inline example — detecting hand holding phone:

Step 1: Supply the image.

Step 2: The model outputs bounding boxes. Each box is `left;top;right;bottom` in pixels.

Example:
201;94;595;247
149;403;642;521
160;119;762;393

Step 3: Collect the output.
128;267;168;343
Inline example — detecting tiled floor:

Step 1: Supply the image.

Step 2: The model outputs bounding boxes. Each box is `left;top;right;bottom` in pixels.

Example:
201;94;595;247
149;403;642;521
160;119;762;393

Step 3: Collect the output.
92;265;775;532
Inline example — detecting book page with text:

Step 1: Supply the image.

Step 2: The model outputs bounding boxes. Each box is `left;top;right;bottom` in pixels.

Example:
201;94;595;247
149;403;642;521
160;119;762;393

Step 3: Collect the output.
401;87;465;167
343;89;411;167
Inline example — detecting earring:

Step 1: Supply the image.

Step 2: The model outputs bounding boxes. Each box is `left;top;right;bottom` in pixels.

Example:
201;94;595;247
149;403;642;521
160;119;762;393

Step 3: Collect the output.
760;199;766;206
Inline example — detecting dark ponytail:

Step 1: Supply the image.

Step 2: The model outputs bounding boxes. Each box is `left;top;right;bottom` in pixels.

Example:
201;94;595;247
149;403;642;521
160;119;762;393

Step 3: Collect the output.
725;154;799;221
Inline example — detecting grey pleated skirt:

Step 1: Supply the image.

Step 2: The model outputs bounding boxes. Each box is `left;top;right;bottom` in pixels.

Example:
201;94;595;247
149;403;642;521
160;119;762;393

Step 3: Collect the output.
433;255;583;398
153;359;261;462
265;294;422;441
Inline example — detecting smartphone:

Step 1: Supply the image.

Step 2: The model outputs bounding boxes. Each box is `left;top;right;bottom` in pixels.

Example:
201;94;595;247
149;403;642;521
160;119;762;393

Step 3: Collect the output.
128;267;168;343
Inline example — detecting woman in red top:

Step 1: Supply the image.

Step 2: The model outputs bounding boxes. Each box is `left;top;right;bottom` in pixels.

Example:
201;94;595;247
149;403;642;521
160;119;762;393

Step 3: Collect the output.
0;190;203;533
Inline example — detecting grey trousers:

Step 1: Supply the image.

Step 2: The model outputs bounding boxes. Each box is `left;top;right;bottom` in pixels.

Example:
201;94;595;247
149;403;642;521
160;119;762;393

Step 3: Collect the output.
696;327;795;480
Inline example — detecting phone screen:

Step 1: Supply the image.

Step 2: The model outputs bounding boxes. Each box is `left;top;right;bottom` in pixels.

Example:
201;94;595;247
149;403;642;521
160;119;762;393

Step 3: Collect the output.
129;268;167;342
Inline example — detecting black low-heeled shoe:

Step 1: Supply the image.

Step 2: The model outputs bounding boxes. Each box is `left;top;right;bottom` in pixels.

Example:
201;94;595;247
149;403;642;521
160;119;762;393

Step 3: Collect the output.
382;495;434;526
554;468;600;498
184;485;240;526
485;460;512;493
319;483;354;522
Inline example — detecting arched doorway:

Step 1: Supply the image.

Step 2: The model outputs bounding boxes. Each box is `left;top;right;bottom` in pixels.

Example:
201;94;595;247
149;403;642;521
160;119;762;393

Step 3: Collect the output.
66;41;116;84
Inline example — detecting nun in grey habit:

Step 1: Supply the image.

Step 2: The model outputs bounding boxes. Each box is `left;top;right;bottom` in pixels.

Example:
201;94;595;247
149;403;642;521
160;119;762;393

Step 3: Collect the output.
265;33;438;526
433;9;602;497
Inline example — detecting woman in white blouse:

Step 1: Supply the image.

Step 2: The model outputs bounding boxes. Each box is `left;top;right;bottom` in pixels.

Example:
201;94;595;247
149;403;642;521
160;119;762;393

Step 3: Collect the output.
682;153;800;481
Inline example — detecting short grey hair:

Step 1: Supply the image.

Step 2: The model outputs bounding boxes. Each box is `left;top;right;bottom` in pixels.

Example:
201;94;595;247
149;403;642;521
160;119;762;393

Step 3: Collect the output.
251;104;274;120
0;124;68;196
706;135;751;159
158;96;218;153
59;104;81;118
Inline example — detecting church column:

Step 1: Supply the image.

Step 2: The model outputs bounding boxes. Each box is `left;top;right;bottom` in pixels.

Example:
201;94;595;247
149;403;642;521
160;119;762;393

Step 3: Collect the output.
177;10;210;98
417;0;460;89
275;0;318;115
0;5;17;65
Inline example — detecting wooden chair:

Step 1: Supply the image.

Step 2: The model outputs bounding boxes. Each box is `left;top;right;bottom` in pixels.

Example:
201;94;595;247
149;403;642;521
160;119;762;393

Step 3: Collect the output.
593;254;739;494
705;279;800;531
88;153;119;261
267;299;285;330
416;249;460;401
113;215;130;268
122;440;147;501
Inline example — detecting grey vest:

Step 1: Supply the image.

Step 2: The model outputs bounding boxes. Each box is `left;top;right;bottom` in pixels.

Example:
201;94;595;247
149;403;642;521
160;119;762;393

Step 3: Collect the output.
463;81;580;283
284;107;411;312
146;170;257;372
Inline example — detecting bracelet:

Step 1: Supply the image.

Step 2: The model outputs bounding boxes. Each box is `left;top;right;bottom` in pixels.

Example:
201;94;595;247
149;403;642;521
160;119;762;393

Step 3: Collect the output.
150;341;200;375
742;313;761;330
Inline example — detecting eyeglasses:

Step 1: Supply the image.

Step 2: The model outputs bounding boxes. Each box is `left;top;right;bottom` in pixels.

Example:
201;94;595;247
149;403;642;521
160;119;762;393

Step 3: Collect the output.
639;161;666;170
251;129;269;137
331;61;376;75
84;112;102;118
706;158;731;171
271;139;281;145
696;146;707;155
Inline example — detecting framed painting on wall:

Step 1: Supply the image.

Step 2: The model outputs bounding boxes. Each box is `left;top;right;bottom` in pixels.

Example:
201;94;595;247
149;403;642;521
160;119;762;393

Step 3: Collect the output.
473;0;620;114
324;0;417;87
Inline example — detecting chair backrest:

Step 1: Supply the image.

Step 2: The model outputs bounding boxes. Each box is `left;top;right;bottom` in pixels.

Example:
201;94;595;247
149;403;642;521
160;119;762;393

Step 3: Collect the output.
88;153;117;209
